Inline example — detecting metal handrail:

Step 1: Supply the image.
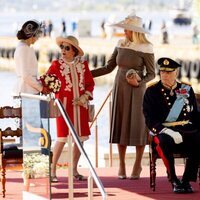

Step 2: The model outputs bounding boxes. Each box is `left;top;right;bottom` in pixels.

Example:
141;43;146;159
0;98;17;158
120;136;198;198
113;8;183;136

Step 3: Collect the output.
90;89;112;128
89;89;113;168
55;98;107;200
20;93;107;200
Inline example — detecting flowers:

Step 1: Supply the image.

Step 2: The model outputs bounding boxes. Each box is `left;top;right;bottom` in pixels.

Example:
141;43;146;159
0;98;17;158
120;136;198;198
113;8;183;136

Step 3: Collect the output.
23;153;49;179
40;74;61;93
175;88;187;95
175;88;189;99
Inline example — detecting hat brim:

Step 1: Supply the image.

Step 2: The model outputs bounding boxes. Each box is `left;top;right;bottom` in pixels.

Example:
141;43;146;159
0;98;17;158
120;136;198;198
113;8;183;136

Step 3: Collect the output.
56;37;84;56
110;21;150;34
159;67;176;72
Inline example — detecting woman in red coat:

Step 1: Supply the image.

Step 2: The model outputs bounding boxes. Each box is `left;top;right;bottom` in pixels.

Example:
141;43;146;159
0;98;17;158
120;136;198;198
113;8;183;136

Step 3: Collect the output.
47;36;95;182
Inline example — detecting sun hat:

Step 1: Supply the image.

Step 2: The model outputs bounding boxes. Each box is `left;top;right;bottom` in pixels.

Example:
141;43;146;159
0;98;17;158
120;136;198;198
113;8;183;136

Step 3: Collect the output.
56;35;84;56
111;13;149;34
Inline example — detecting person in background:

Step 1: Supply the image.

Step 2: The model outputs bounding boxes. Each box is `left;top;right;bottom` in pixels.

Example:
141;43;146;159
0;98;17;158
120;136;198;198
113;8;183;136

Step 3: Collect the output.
91;13;155;180
61;19;67;37
14;19;48;95
47;20;53;37
143;57;200;193
46;35;95;182
101;19;106;38
192;25;199;44
148;20;152;31
161;20;169;44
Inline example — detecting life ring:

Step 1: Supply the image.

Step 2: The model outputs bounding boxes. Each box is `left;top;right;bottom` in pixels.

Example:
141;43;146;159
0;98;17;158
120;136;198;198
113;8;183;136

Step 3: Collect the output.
11;48;15;58
179;59;190;79
7;48;15;59
84;53;89;62
47;51;54;63
91;54;98;68
155;62;160;75
190;60;200;79
99;54;106;66
6;49;11;59
56;52;61;60
1;48;6;58
35;50;40;60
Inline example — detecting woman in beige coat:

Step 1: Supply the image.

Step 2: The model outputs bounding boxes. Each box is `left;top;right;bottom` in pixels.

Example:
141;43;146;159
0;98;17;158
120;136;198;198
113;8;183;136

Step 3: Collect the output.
14;20;48;95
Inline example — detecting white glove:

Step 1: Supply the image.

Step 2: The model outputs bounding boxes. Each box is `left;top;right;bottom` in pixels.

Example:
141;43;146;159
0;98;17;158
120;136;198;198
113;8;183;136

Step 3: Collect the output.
161;128;183;144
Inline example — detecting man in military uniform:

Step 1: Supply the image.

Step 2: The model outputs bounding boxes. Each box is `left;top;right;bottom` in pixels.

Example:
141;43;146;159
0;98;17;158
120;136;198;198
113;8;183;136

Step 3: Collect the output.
143;57;200;193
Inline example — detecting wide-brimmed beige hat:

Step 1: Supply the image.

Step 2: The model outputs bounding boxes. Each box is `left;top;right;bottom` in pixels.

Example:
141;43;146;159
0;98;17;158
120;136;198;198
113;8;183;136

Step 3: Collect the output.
111;13;149;34
56;35;84;56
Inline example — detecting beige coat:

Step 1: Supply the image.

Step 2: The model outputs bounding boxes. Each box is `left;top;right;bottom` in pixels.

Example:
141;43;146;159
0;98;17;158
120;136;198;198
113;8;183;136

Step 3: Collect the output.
13;41;42;95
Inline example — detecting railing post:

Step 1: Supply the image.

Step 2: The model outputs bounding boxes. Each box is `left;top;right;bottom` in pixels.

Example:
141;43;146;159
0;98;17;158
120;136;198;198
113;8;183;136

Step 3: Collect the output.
95;120;98;168
68;133;74;200
55;98;107;200
88;172;93;200
109;93;112;167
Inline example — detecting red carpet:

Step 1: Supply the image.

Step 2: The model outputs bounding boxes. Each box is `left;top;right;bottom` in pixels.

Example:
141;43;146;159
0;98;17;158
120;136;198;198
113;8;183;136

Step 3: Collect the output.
2;165;200;200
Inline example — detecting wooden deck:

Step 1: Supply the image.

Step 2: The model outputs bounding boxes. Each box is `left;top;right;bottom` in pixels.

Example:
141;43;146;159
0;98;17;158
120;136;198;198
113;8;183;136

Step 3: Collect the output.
2;164;200;199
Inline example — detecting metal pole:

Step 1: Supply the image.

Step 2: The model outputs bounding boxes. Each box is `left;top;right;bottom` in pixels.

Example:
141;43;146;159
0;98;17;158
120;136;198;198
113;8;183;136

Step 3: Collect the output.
68;134;74;200
95;120;98;168
109;92;112;167
55;99;107;200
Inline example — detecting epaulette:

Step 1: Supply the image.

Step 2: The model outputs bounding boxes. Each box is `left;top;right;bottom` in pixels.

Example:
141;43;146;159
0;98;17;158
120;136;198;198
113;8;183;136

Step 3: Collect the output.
181;80;191;86
147;80;159;88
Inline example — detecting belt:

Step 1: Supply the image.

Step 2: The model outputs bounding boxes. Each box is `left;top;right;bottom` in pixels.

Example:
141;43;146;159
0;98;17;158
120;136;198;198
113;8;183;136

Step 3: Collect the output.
162;120;190;127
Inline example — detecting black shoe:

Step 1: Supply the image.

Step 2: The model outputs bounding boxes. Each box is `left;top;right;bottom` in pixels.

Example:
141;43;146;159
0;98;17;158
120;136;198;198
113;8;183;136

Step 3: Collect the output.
171;179;185;193
181;181;193;193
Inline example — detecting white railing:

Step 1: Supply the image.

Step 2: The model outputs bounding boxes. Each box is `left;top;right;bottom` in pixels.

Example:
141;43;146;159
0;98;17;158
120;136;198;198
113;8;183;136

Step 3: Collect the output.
20;93;107;200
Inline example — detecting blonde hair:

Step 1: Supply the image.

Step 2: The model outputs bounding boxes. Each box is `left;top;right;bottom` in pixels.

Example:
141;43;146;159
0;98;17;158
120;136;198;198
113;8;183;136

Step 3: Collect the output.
132;32;151;44
121;31;151;47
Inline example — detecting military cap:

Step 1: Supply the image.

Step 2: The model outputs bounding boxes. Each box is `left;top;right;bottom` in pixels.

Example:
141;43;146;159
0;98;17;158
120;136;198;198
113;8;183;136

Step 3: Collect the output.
157;57;181;72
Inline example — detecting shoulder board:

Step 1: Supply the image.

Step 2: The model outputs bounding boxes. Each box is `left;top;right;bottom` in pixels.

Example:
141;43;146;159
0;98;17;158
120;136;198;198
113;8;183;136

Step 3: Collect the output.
181;81;191;86
147;80;159;88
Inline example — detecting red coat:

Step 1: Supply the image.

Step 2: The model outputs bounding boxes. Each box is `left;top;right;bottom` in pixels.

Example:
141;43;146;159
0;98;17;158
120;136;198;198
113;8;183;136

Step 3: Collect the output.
47;57;95;138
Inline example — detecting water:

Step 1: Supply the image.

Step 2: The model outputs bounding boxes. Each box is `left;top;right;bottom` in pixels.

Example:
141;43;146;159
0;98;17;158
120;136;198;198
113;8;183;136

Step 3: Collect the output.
0;10;193;38
0;71;151;168
0;71;113;151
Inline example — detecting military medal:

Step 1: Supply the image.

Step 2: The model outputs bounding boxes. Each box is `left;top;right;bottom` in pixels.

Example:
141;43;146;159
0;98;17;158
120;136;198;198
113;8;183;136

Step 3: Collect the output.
186;105;190;112
170;89;174;96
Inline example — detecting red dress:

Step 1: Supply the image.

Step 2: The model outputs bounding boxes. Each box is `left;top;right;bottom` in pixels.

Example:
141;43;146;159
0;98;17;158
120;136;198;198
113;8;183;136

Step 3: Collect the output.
47;57;95;138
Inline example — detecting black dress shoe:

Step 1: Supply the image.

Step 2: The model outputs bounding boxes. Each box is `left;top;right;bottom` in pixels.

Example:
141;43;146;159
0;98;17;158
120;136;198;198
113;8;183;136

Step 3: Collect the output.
171;179;185;193
181;181;193;193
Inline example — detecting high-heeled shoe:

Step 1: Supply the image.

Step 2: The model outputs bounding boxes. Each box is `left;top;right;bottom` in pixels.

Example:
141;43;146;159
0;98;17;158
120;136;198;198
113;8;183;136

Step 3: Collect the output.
118;175;127;180
73;174;87;181
51;175;58;183
118;167;126;180
130;167;142;180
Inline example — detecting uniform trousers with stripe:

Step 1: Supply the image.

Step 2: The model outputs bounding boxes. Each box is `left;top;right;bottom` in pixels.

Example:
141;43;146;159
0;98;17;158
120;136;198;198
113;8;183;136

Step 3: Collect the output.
154;130;200;182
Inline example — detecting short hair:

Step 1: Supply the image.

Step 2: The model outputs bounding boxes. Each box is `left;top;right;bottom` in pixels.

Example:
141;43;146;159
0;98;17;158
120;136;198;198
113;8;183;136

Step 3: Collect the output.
16;20;42;40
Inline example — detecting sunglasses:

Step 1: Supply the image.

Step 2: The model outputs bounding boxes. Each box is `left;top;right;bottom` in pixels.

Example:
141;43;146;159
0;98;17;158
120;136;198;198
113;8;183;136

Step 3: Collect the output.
60;44;71;51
